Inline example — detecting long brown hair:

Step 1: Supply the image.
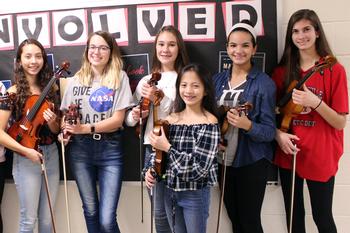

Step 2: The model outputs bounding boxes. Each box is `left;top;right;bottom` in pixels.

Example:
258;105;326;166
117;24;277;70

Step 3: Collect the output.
14;38;54;120
151;25;189;74
279;9;333;93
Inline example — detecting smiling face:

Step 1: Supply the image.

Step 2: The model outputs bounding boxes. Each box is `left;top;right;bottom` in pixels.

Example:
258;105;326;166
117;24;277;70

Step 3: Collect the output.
226;30;256;67
87;34;111;70
156;31;179;72
292;19;318;52
179;70;205;108
20;44;44;79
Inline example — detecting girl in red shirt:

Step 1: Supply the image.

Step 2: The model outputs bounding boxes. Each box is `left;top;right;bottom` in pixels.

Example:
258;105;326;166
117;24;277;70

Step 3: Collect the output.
273;9;348;233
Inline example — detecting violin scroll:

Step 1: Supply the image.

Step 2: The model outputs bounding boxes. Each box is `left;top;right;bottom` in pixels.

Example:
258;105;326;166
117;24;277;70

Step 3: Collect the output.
54;60;71;79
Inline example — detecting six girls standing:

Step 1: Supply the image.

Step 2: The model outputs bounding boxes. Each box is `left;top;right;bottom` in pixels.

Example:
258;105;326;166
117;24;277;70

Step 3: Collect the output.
0;10;348;233
0;39;60;233
125;25;189;233
213;20;276;233
273;9;348;233
145;63;220;233
60;31;133;233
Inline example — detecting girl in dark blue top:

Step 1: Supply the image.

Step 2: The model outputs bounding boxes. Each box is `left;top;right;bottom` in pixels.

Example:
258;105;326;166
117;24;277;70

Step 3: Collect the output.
213;20;276;233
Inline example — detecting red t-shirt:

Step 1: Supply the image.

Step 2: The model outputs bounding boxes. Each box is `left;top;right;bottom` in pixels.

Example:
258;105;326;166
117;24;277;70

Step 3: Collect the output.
272;62;349;182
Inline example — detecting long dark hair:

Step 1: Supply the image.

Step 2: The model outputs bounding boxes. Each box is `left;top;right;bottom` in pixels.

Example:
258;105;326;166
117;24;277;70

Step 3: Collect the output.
151;25;189;74
279;9;333;92
173;63;218;118
14;38;53;120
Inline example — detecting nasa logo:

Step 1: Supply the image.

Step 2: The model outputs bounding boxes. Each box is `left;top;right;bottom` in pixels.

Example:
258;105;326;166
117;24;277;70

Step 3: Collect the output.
89;86;114;112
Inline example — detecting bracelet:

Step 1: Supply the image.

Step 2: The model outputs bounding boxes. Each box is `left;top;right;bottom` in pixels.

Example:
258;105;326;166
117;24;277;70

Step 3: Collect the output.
314;99;322;110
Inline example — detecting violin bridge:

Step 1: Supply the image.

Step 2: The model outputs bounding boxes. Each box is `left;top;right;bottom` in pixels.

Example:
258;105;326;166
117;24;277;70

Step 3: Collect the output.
20;124;29;131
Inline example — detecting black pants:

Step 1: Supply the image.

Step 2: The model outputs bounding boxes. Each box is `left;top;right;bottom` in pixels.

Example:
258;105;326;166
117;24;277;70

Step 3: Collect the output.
279;167;337;233
218;159;269;233
0;161;6;233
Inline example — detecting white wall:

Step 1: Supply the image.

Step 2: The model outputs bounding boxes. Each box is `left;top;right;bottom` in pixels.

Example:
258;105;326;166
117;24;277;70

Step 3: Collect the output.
2;0;350;232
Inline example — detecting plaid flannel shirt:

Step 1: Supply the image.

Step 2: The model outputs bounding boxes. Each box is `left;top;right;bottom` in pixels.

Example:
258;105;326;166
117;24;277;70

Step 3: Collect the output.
147;123;219;191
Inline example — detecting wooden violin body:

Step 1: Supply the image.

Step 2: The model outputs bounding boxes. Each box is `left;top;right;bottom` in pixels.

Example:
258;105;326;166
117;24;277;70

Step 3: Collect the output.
278;80;304;132
135;72;162;136
153;119;169;177
277;55;336;132
8;95;52;149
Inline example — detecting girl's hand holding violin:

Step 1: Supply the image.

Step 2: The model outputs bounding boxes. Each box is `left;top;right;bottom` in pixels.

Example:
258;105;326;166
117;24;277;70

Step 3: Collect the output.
145;169;157;189
227;108;252;131
43;108;60;133
149;126;171;152
292;84;322;109
141;82;164;105
43;108;57;125
131;105;149;121
141;82;158;102
63;118;89;135
275;129;300;155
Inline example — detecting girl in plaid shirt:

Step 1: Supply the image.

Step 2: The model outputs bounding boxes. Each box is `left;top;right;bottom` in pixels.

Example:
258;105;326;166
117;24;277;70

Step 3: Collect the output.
145;63;220;233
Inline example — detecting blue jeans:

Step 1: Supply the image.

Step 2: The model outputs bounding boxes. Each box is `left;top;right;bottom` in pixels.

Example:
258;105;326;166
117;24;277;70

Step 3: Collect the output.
145;145;171;233
12;143;59;233
164;187;210;233
68;132;123;233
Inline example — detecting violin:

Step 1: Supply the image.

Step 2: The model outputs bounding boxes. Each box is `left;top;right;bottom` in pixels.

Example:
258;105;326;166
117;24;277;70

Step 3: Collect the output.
62;104;79;139
153;119;169;177
219;102;253;137
146;72;168;177
277;55;336;132
135;72;162;136
8;61;70;149
0;92;16;110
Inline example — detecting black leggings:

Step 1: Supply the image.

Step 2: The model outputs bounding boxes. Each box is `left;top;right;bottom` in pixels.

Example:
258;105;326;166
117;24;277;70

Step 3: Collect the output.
218;159;269;233
279;167;337;233
0;161;6;233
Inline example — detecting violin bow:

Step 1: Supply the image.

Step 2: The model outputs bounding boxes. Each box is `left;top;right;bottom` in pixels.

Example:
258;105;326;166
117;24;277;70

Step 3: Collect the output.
39;154;57;233
139;101;144;223
216;140;228;233
150;176;155;233
288;144;297;233
60;122;72;233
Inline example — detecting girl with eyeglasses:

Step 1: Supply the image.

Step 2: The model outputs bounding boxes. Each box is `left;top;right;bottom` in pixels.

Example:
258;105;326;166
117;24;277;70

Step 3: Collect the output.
60;31;133;233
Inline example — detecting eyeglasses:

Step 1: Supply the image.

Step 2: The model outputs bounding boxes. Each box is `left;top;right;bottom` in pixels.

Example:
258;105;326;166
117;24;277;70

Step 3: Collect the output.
88;45;110;53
